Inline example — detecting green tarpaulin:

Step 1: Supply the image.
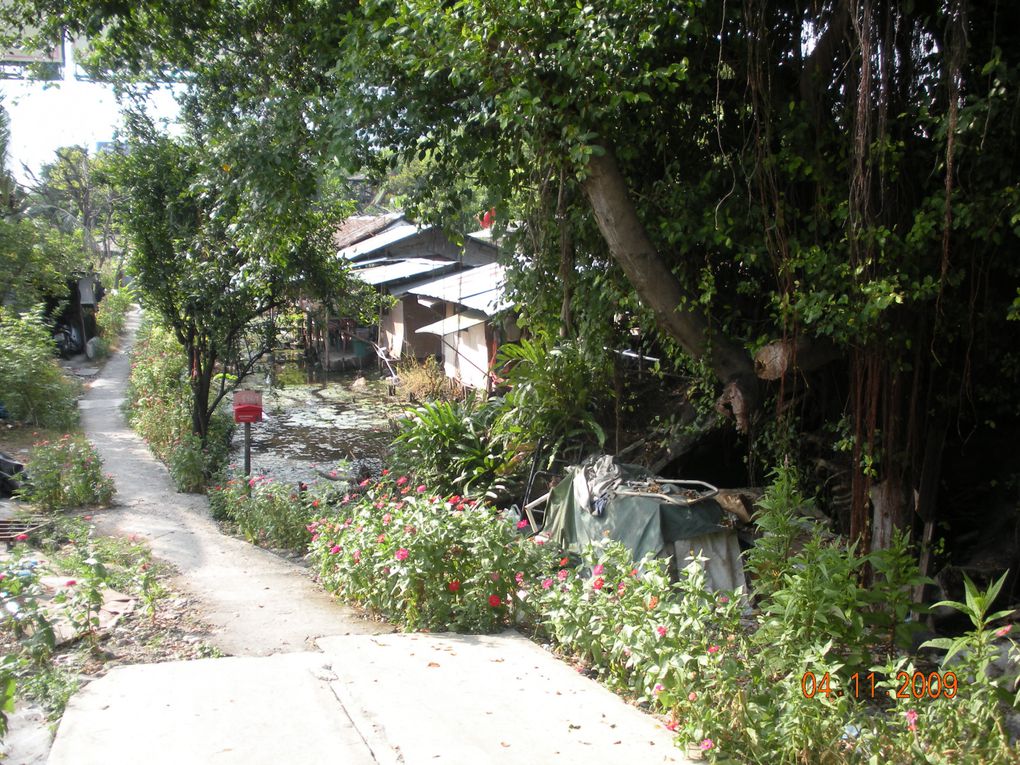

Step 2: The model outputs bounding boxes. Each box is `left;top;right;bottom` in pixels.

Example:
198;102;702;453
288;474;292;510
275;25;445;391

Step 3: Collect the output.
543;461;726;562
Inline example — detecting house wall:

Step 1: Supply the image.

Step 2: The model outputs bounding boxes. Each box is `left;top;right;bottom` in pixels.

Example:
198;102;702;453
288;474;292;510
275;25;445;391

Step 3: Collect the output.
441;322;491;390
380;300;404;356
400;298;442;359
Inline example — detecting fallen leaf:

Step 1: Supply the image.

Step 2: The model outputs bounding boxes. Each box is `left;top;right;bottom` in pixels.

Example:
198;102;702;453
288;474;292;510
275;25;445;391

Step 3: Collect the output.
427;661;440;668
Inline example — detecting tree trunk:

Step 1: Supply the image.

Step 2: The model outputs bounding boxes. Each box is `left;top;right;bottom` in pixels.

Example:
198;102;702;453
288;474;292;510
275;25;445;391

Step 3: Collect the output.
581;146;759;431
754;336;842;380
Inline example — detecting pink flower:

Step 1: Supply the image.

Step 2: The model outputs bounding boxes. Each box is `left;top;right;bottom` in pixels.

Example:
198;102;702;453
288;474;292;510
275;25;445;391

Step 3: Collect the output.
488;594;502;608
382;513;392;525
654;683;665;694
329;470;338;478
617;582;626;595
416;485;426;493
707;645;720;654
664;720;678;732
359;479;370;487
688;692;698;702
593;577;605;590
995;624;1012;638
656;626;667;638
533;537;546;545
65;579;77;587
381;469;389;475
557;569;569;581
700;739;714;751
352;549;361;563
541;578;553;590
718;595;729;604
330;545;341;555
490;572;500;582
593;564;604;575
447;580;461;592
396;476;408;486
516;519;529;529
376;533;386;544
515;572;525;585
395;548;409;561
14;533;28;542
905;710;918;732
83;515;92;521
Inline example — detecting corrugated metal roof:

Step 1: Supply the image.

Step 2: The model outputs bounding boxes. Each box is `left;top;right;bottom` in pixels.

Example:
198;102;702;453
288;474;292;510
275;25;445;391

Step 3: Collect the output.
407;262;509;314
416;310;488;336
354;259;458;287
338;223;432;261
333;213;405;250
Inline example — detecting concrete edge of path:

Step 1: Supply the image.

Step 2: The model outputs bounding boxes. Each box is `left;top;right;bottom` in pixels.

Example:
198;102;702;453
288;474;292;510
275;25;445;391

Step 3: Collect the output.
318;630;692;764
46;652;380;765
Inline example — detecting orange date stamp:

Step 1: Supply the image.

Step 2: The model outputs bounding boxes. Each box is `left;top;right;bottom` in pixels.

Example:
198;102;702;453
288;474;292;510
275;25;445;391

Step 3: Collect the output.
801;670;959;700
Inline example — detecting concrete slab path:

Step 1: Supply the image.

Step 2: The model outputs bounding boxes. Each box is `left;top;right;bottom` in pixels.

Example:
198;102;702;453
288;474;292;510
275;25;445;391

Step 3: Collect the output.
45;308;692;764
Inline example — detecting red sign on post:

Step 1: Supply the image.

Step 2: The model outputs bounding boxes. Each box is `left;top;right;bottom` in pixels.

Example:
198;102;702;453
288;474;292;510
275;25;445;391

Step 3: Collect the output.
233;390;263;423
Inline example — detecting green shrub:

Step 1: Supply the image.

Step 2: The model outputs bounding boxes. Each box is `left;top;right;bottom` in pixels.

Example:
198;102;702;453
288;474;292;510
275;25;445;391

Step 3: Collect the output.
17;434;114;511
95;286;134;341
309;473;551;632
0;306;80;429
390;396;513;498
125;319;233;490
210;475;316;551
389;337;611;499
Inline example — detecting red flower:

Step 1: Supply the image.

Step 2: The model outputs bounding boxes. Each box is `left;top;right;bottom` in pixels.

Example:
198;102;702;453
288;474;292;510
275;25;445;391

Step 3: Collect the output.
382;469;390;475
396;476;408;486
14;533;28;542
312;500;319;508
488;594;502;608
395;548;409;561
516;519;529;529
559;557;569;567
447;580;461;592
592;577;605;591
656;625;667;638
65;579;77;587
707;645;720;654
416;485;426;493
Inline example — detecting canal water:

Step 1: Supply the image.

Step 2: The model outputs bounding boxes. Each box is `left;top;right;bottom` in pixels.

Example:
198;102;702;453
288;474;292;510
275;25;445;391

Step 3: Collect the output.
229;365;406;486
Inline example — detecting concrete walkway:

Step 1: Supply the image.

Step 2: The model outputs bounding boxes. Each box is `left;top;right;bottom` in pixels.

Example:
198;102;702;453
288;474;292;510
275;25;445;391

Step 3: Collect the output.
48;309;690;764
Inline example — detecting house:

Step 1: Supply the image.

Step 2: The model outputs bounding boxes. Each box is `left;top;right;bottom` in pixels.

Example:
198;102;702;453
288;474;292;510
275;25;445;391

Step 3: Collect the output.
343;214;501;361
409;262;520;391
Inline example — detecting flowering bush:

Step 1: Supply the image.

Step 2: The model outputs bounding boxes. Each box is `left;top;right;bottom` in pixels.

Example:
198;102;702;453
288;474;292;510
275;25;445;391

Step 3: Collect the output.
209;474;319;551
529;469;1020;764
309;475;551;632
17;434;114;511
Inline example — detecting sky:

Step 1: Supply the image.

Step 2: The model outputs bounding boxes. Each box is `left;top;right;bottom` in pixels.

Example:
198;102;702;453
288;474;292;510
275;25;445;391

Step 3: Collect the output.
0;44;179;183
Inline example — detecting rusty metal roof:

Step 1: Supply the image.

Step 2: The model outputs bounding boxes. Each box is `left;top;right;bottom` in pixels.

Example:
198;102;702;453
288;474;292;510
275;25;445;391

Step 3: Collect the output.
332;213;405;250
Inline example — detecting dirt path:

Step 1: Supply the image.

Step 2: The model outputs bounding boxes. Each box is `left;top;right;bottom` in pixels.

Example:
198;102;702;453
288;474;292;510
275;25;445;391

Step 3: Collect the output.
80;309;389;656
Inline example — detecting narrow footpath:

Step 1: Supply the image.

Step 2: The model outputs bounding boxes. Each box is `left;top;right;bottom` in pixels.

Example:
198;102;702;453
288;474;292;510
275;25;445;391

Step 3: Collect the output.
49;309;689;765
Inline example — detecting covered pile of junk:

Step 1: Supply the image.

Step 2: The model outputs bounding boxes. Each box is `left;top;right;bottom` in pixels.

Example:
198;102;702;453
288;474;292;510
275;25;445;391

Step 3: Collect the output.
522;454;758;594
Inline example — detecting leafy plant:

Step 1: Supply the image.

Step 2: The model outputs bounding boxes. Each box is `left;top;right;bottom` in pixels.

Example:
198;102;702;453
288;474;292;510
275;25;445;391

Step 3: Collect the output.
0;306;80;429
17;434;114;511
391;396;513;498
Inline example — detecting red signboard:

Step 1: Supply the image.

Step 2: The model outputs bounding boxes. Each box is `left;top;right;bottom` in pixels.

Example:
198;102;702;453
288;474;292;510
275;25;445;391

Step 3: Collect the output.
233;390;263;423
